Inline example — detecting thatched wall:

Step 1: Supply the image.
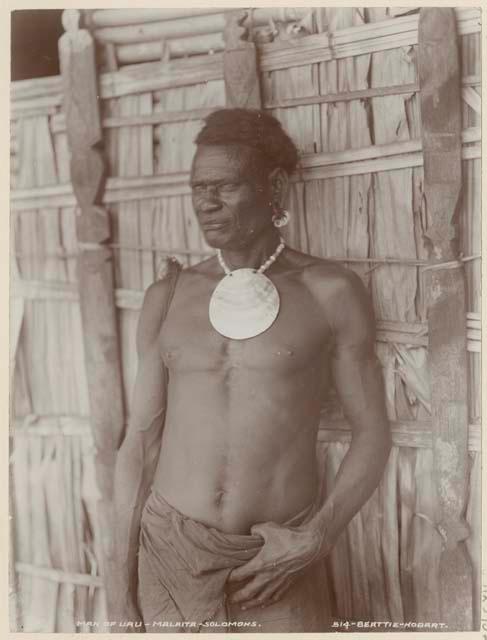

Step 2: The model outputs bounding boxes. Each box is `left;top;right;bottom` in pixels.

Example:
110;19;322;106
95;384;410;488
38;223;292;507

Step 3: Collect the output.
10;7;481;632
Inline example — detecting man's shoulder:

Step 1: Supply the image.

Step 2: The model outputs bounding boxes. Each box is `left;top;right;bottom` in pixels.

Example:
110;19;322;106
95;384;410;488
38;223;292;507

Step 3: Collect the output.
144;259;181;305
143;255;217;306
288;248;365;301
290;251;375;346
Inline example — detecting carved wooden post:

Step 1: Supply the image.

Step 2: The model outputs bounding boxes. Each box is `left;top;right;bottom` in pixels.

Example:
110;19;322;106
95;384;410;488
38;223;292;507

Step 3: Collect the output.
223;10;262;108
418;8;472;631
58;10;125;592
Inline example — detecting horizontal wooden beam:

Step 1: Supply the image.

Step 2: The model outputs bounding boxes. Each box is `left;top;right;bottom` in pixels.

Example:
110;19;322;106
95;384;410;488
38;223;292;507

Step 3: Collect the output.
12;415;481;452
13;414;92;437
11;72;480;121
11;142;480;208
317;420;480;452
50;106;218;134
11;94;63;119
266;83;419;110
90;8;226;28
115;33;224;65
259;7;480;72
11;142;479;206
11;7;479;105
11;171;190;210
15;562;104;588
299;150;458;184
89;8;310;29
11;129;480;210
12;248;480;270
93;13;227;45
10;279;481;350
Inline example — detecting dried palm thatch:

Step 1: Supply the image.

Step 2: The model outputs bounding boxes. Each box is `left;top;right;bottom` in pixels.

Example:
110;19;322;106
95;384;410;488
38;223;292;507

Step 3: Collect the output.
9;7;480;632
12;111;104;631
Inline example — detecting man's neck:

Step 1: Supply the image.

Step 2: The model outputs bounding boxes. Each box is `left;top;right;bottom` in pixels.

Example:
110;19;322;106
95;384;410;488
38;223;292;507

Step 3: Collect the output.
219;230;282;272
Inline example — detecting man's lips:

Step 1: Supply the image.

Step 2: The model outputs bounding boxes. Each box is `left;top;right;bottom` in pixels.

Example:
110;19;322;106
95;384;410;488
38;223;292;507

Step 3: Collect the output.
201;221;229;231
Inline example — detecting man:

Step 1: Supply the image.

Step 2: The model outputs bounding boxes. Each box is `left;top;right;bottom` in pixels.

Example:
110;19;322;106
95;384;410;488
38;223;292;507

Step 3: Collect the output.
108;109;391;633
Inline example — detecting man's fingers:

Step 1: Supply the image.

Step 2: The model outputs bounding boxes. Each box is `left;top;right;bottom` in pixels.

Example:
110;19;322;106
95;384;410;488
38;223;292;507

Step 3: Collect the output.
228;560;262;583
229;574;271;604
268;576;293;603
235;577;289;610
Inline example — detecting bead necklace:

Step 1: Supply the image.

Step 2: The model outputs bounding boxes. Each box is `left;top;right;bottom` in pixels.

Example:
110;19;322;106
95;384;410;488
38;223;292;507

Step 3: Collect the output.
209;238;286;340
216;237;285;276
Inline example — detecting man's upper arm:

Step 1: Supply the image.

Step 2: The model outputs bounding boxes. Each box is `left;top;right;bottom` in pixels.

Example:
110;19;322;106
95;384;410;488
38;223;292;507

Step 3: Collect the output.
125;279;171;438
327;270;389;436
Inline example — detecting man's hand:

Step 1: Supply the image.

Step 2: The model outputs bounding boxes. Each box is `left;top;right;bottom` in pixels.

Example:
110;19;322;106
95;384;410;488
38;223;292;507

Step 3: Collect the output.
227;520;330;609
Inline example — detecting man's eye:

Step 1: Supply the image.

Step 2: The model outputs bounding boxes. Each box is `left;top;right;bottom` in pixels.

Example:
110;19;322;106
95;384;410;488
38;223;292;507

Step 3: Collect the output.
219;182;239;193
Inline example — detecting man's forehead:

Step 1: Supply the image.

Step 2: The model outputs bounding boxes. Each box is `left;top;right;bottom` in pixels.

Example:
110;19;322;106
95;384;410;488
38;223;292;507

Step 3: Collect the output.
191;144;261;178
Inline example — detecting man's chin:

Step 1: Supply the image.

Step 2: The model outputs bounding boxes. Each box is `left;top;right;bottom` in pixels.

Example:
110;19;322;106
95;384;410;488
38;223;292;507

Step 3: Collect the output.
201;229;232;249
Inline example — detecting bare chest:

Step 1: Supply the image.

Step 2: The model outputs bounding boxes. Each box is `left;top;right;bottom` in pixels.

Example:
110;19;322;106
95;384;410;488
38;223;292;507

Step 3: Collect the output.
159;275;331;374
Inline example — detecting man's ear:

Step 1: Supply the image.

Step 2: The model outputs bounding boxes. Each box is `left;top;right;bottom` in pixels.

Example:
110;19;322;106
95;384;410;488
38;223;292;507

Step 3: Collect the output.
268;168;289;207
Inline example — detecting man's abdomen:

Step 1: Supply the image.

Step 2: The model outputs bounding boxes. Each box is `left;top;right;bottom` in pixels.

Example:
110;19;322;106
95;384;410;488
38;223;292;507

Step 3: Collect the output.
152;368;323;534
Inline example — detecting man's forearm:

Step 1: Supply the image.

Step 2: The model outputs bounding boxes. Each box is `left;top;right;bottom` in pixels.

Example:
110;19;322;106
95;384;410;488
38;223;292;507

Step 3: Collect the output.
108;417;163;611
310;428;392;552
109;441;148;605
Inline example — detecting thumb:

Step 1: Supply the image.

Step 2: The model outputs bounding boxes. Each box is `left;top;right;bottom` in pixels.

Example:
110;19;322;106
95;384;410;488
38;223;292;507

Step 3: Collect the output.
228;554;263;582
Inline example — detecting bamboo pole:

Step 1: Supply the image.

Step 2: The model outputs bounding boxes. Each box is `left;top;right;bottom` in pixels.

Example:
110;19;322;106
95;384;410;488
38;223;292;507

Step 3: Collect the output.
397;447;416;621
10;7;480;107
11;415;482;452
465;453;481;629
12;114;65;630
93;9;314;51
90;8;225;27
11;74;479;124
89;7;311;29
50;106;214;133
346;510;370;620
12;437;31;631
58;11;125;610
115;33;224;65
261;27;321;253
11;128;481;211
24;438;58;632
265;82;419;110
418;8;472;631
317;8;371;283
155;80;223;266
138;94;156;287
11;74;62;101
325;444;353;619
80;435;108;624
410;449;442;620
360;484;390;620
16;563;104;588
259;8;480;73
368;10;418;325
116;93;147;405
379;448;404;620
460;31;481;451
94;13;227;45
46;435;76;632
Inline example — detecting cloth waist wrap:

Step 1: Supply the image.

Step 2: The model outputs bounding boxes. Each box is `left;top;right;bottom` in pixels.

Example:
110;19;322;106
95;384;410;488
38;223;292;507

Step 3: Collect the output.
139;489;316;629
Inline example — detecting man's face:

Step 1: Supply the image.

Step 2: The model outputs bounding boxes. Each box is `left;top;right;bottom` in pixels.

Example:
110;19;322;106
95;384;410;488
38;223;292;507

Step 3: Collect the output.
190;144;272;249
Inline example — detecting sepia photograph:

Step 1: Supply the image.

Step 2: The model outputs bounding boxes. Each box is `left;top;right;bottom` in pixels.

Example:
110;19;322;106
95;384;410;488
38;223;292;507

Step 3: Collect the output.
9;5;482;635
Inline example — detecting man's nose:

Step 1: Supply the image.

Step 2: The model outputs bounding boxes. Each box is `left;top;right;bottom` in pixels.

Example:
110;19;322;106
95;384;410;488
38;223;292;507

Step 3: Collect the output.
198;193;222;212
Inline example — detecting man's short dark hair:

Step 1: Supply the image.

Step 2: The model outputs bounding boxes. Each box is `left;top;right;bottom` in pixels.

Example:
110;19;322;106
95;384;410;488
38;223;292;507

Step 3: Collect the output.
195;108;299;175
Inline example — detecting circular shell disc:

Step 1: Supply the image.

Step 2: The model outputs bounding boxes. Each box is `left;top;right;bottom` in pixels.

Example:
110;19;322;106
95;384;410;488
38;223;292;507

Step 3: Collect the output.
209;269;280;340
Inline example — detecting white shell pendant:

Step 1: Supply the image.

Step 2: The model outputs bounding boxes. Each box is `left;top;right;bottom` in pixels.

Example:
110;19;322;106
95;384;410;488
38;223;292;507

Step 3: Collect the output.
209;269;280;340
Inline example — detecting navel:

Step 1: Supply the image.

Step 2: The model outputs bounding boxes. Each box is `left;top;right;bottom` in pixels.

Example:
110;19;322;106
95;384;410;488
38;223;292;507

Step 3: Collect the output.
215;489;226;506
